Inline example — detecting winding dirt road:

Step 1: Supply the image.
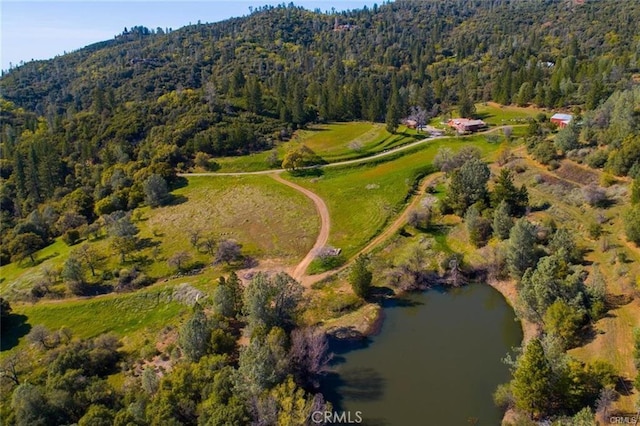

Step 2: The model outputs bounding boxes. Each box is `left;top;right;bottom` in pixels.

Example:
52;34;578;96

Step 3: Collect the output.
180;126;520;284
270;173;330;282
300;171;444;286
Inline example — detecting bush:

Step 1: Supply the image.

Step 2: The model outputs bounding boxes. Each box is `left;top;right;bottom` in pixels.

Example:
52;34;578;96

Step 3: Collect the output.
600;173;618;187
588;223;603;239
624;205;640;245
310;253;346;273
532;140;557;165
493;383;514;410
140;344;159;360
586;149;608;168
62;229;81;246
582;185;608;207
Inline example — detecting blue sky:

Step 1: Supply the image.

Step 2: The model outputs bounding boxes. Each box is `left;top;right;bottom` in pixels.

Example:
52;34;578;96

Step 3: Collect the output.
1;1;379;71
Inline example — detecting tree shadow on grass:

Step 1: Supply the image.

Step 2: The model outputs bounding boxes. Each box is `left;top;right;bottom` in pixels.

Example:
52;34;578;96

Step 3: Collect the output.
616;377;635;396
605;293;634;310
83;283;114;296
530;201;552;212
166;194;188;206
137;237;160;250
289;167;325;178
474;112;493;121
171;176;189;190
1;314;31;352
574;323;599;347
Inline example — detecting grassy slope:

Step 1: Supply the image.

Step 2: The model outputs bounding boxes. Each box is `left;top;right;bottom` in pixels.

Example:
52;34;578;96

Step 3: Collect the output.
0;239;73;297
286;135;502;260
0;175;319;299
214;122;421;172
509;150;640;411
18;287;186;342
140;175;319;276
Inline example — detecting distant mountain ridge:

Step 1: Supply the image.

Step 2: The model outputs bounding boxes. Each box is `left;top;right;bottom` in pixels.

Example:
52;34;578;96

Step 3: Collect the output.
0;0;639;255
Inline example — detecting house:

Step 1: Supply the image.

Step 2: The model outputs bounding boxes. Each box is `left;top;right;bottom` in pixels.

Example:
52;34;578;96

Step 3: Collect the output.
550;113;573;128
447;118;487;133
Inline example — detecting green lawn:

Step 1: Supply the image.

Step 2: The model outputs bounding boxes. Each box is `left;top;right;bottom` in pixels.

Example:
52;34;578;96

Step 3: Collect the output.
430;103;543;128
213;122;422;172
475;103;542;125
286;135;504;265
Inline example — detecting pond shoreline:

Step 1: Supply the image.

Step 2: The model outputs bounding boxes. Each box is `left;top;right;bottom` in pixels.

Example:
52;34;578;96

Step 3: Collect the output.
486;278;540;343
325;278;537;344
321;282;524;425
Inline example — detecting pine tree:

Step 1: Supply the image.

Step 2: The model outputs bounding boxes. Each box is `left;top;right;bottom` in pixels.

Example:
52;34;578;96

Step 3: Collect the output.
491;169;528;215
445;158;490;215
493;200;513;240
385;97;400;134
464;205;490;247
511;339;555;418
458;89;476;118
179;305;211;362
506;218;537;279
213;272;243;318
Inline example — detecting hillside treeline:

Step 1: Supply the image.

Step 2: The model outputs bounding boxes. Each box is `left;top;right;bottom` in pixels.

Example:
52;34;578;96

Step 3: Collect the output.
1;0;640;261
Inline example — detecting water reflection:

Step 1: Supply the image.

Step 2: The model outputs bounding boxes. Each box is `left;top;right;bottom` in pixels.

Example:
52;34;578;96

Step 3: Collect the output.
322;284;523;425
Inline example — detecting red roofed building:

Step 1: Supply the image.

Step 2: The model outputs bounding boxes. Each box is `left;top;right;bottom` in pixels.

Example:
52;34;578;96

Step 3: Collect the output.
447;118;487;133
550;113;573;128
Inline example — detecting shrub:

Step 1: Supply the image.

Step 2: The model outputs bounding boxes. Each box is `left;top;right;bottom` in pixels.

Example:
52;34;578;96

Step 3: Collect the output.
588;223;603;239
586;149;608;168
62;229;81;246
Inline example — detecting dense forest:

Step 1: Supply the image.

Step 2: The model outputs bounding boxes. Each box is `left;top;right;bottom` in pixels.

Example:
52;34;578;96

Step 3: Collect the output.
2;0;640;262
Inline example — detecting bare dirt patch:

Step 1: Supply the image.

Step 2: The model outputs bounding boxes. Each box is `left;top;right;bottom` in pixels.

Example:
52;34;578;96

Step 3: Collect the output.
554;160;599;186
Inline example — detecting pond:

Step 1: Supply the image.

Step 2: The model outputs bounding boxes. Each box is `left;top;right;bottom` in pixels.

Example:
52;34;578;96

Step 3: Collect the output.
322;284;523;425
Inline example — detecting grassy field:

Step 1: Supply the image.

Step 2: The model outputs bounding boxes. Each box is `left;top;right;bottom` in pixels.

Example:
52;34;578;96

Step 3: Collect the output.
430;102;544;128
1;283;190;356
213;122;422;172
286;134;504;265
0;239;73;297
139;175;319;276
0;175;319;300
474;102;543;125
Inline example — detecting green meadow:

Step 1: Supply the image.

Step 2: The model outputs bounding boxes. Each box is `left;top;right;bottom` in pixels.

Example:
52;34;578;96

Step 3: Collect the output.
286;134;504;265
213;122;422;172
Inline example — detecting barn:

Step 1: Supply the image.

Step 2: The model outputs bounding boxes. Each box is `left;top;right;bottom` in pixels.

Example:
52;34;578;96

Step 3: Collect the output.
550;113;573;128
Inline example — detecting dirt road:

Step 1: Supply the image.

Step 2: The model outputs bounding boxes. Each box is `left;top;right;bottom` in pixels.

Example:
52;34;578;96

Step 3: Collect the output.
300;172;444;287
270;174;330;281
181;125;518;178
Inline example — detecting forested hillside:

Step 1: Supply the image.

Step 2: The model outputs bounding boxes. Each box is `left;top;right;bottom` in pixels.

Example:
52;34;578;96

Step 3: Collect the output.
2;1;639;251
2;1;640;424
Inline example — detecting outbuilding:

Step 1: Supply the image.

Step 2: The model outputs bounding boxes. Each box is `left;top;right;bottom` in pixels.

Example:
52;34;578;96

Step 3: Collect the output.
550;113;573;128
